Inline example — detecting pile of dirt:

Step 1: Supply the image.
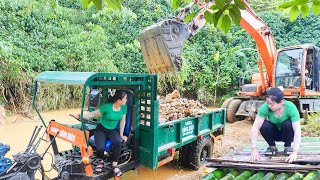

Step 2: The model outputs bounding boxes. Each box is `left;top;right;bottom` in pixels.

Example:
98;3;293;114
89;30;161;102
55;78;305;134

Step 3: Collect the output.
158;90;209;123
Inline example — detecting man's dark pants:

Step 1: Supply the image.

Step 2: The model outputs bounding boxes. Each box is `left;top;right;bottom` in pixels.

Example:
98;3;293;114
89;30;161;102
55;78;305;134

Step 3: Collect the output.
260;119;294;147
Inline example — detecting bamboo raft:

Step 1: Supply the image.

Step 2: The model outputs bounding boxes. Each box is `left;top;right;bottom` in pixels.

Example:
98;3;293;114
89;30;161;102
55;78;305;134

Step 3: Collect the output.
202;137;320;179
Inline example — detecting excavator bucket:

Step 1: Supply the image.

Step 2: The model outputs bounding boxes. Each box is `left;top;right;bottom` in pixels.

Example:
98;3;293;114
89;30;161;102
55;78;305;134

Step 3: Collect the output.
139;19;189;74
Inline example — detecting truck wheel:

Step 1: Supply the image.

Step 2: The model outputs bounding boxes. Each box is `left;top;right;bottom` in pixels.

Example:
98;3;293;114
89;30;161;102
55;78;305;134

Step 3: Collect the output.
187;136;213;170
227;99;243;123
221;97;234;108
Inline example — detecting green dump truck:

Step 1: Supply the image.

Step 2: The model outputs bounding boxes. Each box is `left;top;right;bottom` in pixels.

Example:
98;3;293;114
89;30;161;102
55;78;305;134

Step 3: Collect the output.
32;71;226;179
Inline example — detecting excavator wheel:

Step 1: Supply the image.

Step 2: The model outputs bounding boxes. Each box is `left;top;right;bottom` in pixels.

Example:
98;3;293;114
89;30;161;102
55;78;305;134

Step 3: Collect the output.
226;99;243;123
221;97;234;108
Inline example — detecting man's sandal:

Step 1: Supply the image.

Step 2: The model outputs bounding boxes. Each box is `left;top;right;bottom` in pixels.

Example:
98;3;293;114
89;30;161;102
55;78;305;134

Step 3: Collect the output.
113;166;122;177
284;146;293;156
265;146;278;156
95;159;104;173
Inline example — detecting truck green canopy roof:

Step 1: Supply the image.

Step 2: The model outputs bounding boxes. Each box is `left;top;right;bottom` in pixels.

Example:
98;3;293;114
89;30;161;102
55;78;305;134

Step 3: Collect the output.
35;71;96;85
35;71;151;86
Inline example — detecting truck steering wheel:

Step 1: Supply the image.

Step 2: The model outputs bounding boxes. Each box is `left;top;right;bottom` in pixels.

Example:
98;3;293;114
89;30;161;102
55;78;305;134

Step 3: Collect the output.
69;114;99;125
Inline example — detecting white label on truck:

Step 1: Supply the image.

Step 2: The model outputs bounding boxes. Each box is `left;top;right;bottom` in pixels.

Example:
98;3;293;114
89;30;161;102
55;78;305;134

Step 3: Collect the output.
58;130;75;142
50;127;75;142
182;121;194;136
50;127;58;133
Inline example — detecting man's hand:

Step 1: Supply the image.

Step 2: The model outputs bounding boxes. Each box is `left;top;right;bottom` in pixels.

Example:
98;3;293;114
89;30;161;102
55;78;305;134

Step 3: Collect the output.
250;148;260;162
120;135;128;142
70;113;80;120
286;151;298;163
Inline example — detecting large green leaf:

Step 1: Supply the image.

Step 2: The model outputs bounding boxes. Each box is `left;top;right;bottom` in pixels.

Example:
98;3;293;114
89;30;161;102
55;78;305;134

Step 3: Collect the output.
92;0;102;10
185;12;196;23
204;11;214;23
277;1;295;10
229;7;241;25
172;0;182;11
215;0;226;10
234;0;245;10
312;0;320;15
300;4;310;18
104;0;122;10
278;0;309;10
213;9;223;26
290;5;299;21
82;0;91;9
210;4;218;11
294;0;308;4
218;14;231;33
88;1;95;9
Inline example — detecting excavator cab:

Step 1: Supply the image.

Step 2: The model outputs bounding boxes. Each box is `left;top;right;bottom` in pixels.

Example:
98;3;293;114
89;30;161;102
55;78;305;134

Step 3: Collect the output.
275;45;320;92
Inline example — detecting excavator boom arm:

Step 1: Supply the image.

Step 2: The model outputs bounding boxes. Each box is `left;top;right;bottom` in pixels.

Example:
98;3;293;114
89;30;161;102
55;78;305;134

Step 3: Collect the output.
139;0;277;85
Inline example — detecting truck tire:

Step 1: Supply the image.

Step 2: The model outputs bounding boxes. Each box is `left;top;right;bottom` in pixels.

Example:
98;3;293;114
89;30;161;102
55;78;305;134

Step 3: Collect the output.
226;99;243;123
186;136;213;170
221;97;234;108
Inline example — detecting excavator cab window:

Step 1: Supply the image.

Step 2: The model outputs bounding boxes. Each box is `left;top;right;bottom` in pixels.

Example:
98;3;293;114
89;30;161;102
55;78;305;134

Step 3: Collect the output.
305;49;313;89
275;48;303;88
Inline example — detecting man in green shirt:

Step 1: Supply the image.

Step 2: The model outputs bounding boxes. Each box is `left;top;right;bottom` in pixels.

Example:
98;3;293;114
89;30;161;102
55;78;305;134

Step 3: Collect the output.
250;87;301;163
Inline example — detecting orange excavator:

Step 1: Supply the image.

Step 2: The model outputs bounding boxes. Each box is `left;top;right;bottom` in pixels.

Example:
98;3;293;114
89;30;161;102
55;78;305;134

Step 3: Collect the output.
139;0;320;123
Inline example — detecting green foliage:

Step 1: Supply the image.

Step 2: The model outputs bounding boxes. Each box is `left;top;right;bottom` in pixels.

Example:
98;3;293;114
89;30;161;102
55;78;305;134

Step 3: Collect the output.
278;0;320;21
205;0;245;33
248;0;283;13
172;0;182;11
169;24;257;105
1;0;320;112
0;0;172;112
301;112;320;136
80;0;122;10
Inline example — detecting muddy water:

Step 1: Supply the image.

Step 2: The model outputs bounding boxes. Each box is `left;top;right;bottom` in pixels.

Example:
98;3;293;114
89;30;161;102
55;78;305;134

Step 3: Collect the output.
0;109;207;180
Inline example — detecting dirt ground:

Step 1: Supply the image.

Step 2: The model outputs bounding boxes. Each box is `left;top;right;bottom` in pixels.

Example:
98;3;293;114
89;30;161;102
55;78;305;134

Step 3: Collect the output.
0;109;252;180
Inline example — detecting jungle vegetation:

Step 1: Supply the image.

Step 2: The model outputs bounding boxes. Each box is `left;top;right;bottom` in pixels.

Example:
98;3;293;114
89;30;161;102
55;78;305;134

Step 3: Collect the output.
1;0;320;115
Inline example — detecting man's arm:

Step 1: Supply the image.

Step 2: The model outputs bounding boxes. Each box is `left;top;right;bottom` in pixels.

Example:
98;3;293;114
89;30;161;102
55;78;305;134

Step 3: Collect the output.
292;120;301;152
251;115;265;149
285;120;301;163
119;114;126;136
250;114;265;162
119;114;127;142
82;109;101;119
